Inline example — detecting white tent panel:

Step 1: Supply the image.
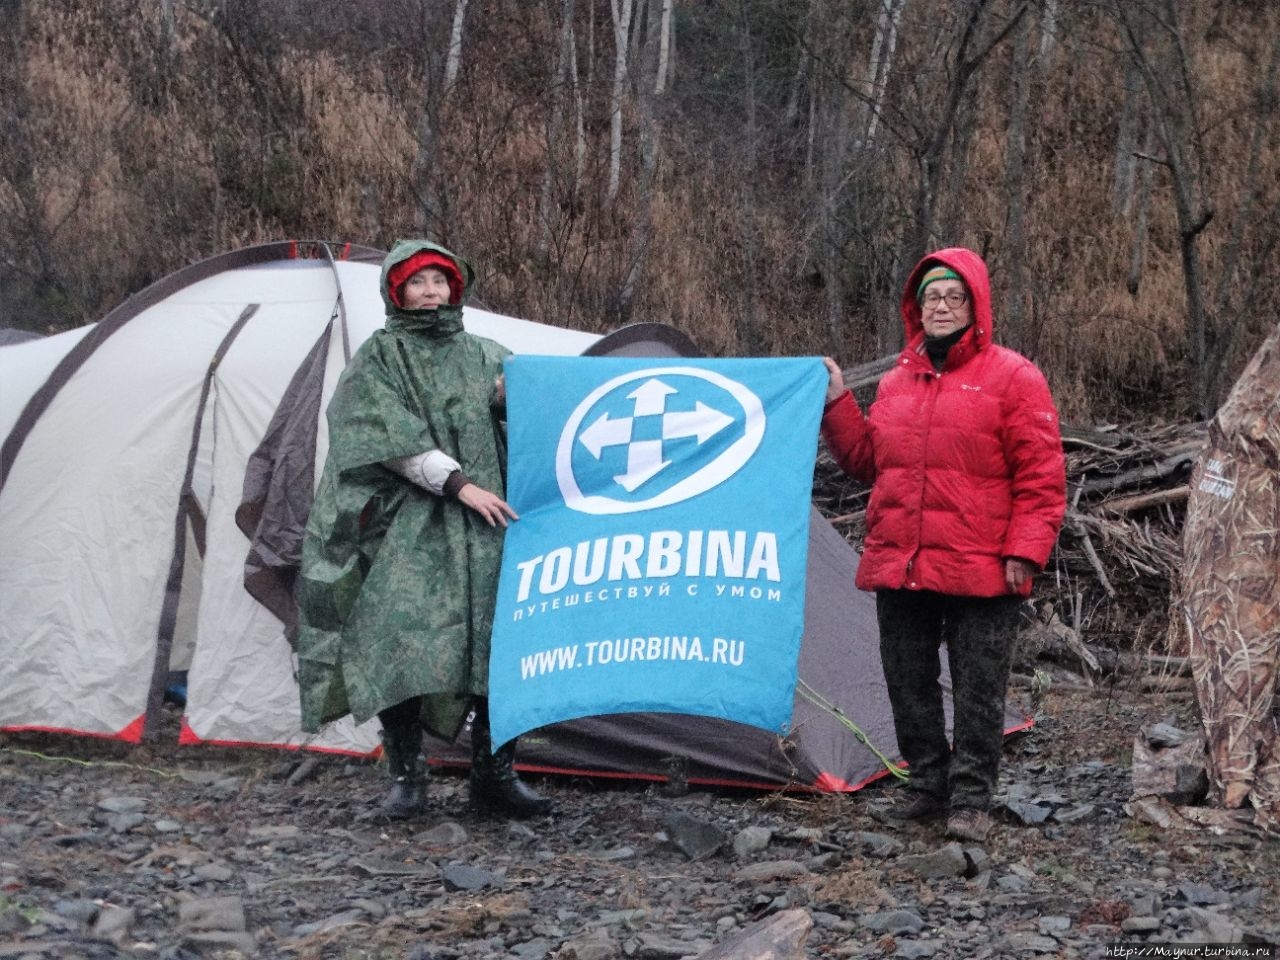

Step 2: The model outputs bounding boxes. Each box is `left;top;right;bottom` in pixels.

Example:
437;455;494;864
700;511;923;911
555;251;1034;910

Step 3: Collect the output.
0;326;93;439
0;305;246;738
185;297;379;753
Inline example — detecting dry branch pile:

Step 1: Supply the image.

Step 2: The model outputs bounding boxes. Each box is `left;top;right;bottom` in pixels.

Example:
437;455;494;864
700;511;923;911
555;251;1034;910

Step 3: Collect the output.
812;398;1206;656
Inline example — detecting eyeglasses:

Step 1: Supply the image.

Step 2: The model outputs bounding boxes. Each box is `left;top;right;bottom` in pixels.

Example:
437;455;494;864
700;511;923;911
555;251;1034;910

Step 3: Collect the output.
920;290;969;310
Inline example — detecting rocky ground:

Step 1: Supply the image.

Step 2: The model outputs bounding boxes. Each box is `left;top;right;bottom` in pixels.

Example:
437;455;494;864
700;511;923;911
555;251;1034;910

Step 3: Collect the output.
1;680;1278;960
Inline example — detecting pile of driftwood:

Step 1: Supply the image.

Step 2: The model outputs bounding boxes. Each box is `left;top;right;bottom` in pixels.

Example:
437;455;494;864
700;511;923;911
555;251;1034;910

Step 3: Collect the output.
812;357;1206;669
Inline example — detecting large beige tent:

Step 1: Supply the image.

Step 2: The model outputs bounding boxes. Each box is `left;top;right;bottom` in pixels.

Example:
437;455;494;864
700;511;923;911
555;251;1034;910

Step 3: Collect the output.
0;241;597;755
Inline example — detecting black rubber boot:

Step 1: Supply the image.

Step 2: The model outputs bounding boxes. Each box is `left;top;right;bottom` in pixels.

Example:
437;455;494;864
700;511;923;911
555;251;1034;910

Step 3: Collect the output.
378;708;426;821
468;698;552;819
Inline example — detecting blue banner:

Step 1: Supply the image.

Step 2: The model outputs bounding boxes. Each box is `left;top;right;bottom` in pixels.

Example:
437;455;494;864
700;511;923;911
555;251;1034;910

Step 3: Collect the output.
489;356;827;747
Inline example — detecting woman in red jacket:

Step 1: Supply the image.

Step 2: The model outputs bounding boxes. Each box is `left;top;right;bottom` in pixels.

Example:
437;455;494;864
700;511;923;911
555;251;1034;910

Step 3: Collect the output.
822;247;1066;843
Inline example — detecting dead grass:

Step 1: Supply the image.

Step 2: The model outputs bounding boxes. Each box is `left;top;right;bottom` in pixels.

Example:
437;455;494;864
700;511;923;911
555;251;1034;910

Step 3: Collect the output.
5;1;1280;420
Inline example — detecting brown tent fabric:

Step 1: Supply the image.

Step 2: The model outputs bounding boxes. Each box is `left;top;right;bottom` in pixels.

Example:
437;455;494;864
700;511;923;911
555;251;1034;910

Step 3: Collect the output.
1181;321;1280;833
236;322;336;647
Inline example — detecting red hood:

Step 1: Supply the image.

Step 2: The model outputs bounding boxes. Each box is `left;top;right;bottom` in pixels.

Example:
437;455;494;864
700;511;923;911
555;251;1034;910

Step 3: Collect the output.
900;247;994;351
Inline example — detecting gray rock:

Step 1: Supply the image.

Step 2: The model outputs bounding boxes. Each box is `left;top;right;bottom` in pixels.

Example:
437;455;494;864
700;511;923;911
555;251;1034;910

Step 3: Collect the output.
1052;804;1096;823
177;895;247;933
182;929;258;955
105;812;146;833
511;937;554;960
1038;916;1071;936
52;899;99;925
558;927;616;960
664;812;728;862
733;826;773;858
1177;883;1230;906
854;831;902;859
732;860;810;882
900;844;968;879
894;943;938;959
193;863;234;882
590;846;637;862
635;931;706;959
354;856;441;878
861;910;925;935
246;824;301;843
415;821;470;848
91;904;135;945
1144;722;1189;747
1000;800;1053;825
97;796;148;814
442;863;502;891
695;908;812;960
292;908;366;936
0;905;32;936
287;756;322;785
996;932;1060;953
1120;916;1162;934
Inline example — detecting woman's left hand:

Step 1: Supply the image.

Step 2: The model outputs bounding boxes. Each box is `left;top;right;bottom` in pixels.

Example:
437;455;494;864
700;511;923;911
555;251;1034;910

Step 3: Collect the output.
1005;557;1038;592
457;483;519;527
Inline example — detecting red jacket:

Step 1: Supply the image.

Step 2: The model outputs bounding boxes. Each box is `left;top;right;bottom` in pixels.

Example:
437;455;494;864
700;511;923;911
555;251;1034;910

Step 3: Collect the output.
822;248;1066;597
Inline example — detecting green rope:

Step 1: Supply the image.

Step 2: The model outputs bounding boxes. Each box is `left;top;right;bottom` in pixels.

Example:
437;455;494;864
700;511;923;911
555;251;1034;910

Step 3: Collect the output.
0;746;180;780
797;679;909;781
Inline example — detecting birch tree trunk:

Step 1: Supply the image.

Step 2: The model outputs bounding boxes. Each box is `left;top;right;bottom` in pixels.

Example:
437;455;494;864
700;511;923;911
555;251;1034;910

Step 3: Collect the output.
654;0;673;95
607;0;634;204
411;0;469;235
443;0;469;90
1002;1;1035;342
1126;127;1156;296
1111;51;1143;216
618;0;661;315
861;0;906;147
736;0;761;353
537;0;577;261
785;0;815;128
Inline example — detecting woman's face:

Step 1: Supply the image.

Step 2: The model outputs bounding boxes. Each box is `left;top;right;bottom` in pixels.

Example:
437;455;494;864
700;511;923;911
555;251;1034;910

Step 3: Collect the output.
918;279;971;338
401;267;453;310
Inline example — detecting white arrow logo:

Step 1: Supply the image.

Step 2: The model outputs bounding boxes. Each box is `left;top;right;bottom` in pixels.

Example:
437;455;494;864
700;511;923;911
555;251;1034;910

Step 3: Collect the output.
576;379;735;492
558;368;765;515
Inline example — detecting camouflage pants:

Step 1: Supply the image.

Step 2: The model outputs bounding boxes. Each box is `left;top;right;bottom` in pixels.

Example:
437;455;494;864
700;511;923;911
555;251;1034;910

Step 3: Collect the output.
876;589;1022;811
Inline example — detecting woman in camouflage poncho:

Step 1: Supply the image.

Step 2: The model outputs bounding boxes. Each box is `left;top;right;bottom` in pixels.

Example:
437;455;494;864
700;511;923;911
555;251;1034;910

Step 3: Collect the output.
297;239;551;820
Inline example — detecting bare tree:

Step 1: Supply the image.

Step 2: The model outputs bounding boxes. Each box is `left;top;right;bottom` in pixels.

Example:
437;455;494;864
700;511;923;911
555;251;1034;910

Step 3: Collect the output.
1111;45;1144;216
410;0;469;235
859;0;907;147
537;0;579;262
444;0;469;90
607;0;634;204
905;1;1027;259
998;0;1039;345
654;0;673;94
617;0;664;315
1115;0;1216;416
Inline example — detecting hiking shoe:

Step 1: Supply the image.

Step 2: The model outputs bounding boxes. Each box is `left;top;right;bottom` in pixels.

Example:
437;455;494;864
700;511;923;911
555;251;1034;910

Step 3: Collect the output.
946;808;994;843
884;792;948;822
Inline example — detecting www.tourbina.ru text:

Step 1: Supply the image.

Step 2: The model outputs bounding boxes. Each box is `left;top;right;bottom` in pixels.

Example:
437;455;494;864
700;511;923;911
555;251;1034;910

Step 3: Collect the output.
519;635;745;679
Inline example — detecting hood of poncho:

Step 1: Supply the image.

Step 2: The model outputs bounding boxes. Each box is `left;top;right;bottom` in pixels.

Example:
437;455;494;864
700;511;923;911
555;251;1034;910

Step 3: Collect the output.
380;239;476;338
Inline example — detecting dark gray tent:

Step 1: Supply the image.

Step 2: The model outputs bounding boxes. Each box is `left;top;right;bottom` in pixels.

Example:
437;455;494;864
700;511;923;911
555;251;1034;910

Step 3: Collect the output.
420;322;1031;792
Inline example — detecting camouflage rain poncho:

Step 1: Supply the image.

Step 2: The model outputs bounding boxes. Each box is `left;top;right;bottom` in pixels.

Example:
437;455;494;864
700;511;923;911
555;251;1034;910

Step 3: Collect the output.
297;240;511;737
